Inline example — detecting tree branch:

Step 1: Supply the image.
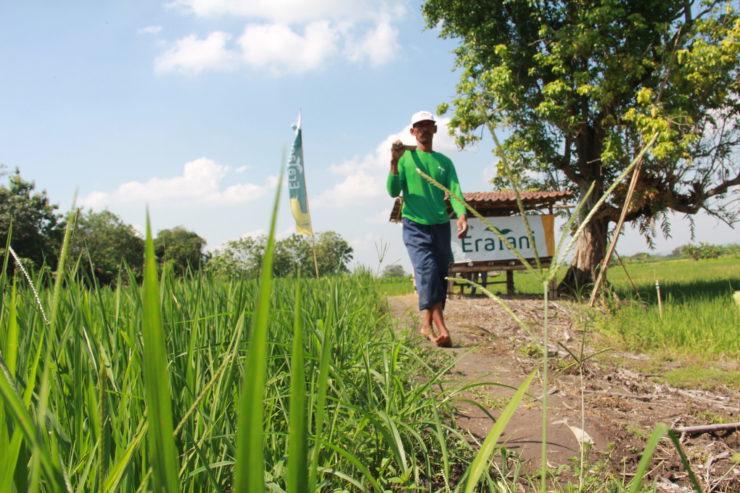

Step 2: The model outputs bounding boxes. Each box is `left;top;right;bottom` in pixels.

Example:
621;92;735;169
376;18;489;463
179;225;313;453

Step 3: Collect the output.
669;170;740;214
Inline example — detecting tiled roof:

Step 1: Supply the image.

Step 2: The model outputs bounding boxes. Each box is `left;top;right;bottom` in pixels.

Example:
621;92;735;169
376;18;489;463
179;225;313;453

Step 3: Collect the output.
461;190;572;204
389;190;572;222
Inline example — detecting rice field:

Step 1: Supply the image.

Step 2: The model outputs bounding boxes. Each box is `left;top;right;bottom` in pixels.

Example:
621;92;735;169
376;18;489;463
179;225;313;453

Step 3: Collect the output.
0;256;489;491
604;257;740;357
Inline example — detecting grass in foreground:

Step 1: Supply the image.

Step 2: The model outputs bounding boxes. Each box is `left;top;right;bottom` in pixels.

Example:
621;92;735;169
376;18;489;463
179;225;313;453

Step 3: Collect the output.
0;264;487;491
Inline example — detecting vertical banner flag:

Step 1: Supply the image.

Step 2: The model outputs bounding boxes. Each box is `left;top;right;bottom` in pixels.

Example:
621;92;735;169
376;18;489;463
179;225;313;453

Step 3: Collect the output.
288;113;313;235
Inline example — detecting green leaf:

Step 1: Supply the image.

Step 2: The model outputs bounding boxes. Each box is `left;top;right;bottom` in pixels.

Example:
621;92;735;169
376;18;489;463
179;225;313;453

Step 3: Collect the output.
463;370;535;493
141;212;180;493
287;281;308;493
234;162;284;493
628;423;669;493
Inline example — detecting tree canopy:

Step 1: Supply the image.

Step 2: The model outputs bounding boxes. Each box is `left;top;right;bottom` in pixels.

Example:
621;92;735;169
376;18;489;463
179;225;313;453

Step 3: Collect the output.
154;226;208;276
208;231;354;279
423;0;739;289
382;264;407;278
69;209;144;284
0;168;63;270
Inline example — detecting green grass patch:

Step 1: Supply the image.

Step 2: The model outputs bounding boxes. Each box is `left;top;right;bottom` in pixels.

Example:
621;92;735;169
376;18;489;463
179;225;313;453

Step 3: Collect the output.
602;258;739;358
658;365;740;391
377;275;415;296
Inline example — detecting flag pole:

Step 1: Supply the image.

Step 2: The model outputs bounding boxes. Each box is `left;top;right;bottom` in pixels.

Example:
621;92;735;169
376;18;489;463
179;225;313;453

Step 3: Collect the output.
310;235;319;278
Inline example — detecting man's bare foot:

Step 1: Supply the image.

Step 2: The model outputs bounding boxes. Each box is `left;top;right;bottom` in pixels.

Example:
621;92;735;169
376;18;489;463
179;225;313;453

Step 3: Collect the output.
435;334;452;348
420;327;437;343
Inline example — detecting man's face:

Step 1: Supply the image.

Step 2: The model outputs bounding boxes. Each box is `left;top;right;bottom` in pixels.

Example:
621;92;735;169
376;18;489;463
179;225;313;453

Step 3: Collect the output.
411;120;437;145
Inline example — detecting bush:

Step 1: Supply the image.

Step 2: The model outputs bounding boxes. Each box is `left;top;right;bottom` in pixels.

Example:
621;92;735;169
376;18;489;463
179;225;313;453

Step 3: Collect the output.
381;264;406;278
684;242;722;260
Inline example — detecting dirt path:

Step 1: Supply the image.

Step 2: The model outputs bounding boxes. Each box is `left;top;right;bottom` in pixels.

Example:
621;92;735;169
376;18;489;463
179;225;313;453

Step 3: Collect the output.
387;294;740;491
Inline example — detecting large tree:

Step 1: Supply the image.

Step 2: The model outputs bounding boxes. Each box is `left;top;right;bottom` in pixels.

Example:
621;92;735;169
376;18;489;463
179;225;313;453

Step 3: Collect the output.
69;209;144;284
154;226;208;276
0;168;63;270
313;231;354;276
423;0;739;291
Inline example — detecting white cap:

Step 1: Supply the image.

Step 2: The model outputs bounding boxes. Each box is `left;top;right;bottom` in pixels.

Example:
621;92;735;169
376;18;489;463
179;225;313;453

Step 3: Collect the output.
411;110;436;126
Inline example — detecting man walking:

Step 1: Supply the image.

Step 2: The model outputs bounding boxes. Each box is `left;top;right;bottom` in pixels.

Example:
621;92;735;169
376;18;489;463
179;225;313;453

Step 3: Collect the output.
387;111;468;347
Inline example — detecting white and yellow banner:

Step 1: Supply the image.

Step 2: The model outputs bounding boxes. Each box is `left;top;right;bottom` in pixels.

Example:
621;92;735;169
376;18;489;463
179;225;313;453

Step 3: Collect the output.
450;215;555;263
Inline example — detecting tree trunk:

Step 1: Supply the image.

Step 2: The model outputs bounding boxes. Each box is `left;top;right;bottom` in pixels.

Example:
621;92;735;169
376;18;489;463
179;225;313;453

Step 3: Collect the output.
558;196;610;297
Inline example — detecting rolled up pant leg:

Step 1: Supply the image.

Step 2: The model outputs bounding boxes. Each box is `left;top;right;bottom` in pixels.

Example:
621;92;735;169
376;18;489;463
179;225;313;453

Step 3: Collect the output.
402;219;452;311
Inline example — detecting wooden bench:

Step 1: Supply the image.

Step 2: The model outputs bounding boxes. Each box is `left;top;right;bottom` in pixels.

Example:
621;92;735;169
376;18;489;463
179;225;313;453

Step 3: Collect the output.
448;257;553;296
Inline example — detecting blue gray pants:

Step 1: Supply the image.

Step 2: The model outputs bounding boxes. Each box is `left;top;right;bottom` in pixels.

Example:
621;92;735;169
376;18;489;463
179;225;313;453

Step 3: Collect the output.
402;218;452;311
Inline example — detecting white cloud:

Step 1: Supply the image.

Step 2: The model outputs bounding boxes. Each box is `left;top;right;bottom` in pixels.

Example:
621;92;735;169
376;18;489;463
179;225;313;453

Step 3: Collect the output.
168;0;405;24
483;164;497;182
155;31;238;74
156;1;404;75
367;208;393;224
344;19;399;66
156;19;399;75
138;25;163;35
238;21;339;74
80;157;275;207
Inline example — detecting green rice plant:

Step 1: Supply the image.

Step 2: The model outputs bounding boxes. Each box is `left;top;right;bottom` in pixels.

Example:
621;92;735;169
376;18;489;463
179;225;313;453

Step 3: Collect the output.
234;165;283;492
1;261;477;491
141;214;180;493
377;275;415;296
596;261;740;357
287;281;308;493
606;290;740;356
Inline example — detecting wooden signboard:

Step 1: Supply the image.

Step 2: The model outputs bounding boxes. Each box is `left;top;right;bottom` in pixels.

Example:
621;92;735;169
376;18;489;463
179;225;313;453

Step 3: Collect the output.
450;214;555;263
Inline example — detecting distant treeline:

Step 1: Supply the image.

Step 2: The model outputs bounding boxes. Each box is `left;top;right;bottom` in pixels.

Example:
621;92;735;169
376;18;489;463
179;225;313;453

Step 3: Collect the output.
1;168;353;285
622;242;740;263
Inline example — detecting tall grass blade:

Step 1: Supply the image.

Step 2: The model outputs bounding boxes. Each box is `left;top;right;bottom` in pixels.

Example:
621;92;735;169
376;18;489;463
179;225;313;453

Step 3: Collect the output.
103;420;148;493
540;285;549;493
320;441;384;493
308;318;333;492
0;280;23;493
666;429;703;492
628;423;668;493
463;370;536;493
50;206;78;329
141;212;180;493
0;356;66;491
4;278;18;376
287;281;308;493
234;164;284;493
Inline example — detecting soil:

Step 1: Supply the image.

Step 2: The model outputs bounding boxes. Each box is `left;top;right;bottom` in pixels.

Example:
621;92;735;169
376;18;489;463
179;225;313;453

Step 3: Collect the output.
387;293;740;492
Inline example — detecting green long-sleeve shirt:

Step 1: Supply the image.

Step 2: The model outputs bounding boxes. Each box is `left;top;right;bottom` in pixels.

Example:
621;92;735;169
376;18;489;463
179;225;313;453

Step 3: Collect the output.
386;150;466;225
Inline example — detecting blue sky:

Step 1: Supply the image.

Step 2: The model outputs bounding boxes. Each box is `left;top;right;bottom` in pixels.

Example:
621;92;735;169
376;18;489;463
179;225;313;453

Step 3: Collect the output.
1;0;736;272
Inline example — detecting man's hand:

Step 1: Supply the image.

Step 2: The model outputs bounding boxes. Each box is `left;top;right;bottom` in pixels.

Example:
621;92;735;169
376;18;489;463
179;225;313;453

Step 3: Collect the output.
456;214;468;239
390;140;405;175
